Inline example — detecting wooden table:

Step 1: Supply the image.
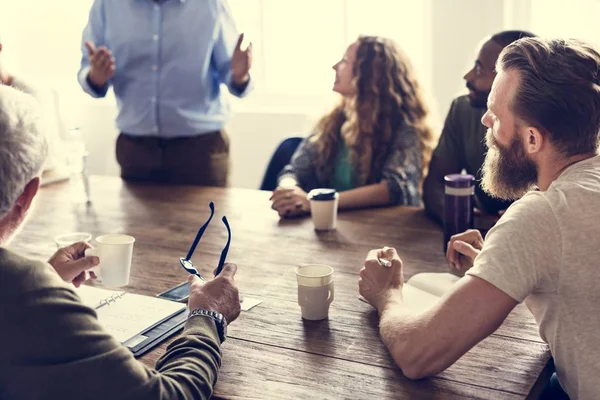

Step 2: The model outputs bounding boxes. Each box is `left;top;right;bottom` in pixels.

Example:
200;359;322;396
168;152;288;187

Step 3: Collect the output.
12;176;551;399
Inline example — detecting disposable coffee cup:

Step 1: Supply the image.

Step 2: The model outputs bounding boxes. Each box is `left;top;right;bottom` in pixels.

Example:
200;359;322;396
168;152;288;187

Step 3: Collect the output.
85;234;135;288
307;188;339;231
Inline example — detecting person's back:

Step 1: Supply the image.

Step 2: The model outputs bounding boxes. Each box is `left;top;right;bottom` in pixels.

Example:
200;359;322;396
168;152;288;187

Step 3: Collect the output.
548;157;600;398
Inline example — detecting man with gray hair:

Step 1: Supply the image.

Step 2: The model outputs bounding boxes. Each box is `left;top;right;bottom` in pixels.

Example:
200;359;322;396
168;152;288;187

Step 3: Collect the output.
360;37;600;399
0;84;243;398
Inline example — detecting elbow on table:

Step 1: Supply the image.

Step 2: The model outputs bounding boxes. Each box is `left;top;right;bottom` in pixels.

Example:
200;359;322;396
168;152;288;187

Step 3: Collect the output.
390;340;446;380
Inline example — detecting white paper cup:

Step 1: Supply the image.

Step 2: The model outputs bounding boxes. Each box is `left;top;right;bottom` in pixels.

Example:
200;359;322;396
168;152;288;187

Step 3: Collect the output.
85;234;135;288
295;264;335;320
54;232;92;249
308;189;339;231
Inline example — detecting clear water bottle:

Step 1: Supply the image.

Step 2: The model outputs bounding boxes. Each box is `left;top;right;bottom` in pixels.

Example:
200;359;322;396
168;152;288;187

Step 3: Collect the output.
443;174;475;253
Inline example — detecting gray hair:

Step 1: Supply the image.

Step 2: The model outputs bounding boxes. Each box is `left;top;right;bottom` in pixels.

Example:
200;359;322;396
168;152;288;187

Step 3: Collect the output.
0;85;48;218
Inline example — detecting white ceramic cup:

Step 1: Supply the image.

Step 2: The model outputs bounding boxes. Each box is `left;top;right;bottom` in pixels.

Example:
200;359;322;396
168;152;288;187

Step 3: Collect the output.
54;232;92;249
85;234;135;288
307;189;339;231
295;264;335;320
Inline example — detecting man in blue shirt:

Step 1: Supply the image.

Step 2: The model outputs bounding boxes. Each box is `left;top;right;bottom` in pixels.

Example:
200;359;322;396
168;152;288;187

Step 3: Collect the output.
78;0;252;186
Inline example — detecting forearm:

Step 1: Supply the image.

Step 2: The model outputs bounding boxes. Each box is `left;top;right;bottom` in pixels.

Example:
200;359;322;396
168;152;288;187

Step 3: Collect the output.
378;290;450;380
154;316;222;399
338;182;391;210
11;288;222;400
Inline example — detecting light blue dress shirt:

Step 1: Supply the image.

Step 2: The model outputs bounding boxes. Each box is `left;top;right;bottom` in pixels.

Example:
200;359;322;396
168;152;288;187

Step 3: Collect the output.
78;0;252;138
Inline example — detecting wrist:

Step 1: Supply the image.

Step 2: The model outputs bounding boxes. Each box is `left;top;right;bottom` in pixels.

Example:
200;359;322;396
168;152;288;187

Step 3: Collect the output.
377;287;403;314
87;71;107;88
232;73;250;86
188;308;227;343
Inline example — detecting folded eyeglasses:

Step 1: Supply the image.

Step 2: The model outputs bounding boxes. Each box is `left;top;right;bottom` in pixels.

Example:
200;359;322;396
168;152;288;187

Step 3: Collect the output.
179;202;230;282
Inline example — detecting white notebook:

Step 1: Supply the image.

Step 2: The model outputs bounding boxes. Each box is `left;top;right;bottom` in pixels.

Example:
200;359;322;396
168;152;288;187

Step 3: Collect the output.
76;285;186;343
360;273;460;312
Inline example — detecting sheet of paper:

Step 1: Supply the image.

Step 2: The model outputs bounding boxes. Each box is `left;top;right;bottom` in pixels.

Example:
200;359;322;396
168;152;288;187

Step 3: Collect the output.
358;284;440;313
77;286;186;343
405;273;460;297
96;293;185;343
241;297;262;311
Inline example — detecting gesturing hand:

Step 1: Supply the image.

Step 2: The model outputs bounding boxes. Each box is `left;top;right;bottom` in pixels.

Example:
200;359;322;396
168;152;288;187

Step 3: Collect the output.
231;33;252;86
85;41;116;88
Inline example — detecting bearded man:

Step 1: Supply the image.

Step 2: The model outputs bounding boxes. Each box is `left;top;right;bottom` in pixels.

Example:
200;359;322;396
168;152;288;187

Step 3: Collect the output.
359;37;600;400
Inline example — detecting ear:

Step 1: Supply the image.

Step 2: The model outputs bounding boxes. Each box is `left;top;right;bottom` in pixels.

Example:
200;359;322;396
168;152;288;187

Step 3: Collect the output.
525;126;544;155
14;177;40;218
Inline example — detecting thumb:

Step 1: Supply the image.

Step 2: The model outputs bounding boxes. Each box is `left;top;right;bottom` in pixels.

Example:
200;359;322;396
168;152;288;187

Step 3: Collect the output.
188;274;203;284
64;256;99;278
218;263;238;280
84;41;96;56
452;241;479;259
235;33;244;50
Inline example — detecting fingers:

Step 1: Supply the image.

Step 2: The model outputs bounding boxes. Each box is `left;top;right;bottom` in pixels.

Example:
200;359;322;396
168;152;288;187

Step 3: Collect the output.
62;241;92;257
218;262;238;280
85;41;96;56
188;274;205;287
452;240;479;259
270;188;293;202
72;271;86;288
379;246;398;261
62;256;100;281
235;33;244;50
272;198;297;212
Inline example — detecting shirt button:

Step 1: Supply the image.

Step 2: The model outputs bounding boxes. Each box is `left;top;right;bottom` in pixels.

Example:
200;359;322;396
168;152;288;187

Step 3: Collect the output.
153;34;159;41
151;65;157;71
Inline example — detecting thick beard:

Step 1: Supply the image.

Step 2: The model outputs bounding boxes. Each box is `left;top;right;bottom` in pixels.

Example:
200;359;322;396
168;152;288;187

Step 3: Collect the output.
481;130;538;200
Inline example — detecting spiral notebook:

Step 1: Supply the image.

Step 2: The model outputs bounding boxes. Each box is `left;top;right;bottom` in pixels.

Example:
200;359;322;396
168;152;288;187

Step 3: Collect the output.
76;285;186;344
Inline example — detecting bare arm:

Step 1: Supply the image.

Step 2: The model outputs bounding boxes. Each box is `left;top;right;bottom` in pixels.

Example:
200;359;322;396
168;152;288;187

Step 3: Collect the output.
379;276;517;379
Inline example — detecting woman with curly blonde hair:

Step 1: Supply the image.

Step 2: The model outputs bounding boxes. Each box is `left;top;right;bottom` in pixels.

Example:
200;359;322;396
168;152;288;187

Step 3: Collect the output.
271;36;437;217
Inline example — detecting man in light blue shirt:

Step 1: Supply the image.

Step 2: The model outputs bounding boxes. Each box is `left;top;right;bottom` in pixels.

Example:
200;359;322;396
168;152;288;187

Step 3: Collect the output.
78;0;252;186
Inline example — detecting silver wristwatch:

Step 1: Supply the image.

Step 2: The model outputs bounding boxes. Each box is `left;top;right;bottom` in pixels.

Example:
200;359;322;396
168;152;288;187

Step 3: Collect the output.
188;308;227;343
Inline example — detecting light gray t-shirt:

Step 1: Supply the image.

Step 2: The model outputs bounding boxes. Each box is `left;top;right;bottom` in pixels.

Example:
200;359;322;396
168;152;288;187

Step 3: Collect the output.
467;155;600;400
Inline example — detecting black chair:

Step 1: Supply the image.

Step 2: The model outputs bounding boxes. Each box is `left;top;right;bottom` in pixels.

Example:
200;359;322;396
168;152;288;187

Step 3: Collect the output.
259;137;303;191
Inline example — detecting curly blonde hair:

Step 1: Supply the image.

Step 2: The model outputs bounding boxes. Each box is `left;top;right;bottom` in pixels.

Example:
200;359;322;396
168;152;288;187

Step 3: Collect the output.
311;36;436;187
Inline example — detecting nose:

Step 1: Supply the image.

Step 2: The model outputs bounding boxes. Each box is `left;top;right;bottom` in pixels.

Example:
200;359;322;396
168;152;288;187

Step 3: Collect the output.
481;110;492;128
332;61;340;71
464;67;474;82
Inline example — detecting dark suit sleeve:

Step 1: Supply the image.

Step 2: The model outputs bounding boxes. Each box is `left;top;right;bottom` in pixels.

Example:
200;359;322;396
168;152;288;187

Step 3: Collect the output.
1;285;221;400
423;99;466;225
